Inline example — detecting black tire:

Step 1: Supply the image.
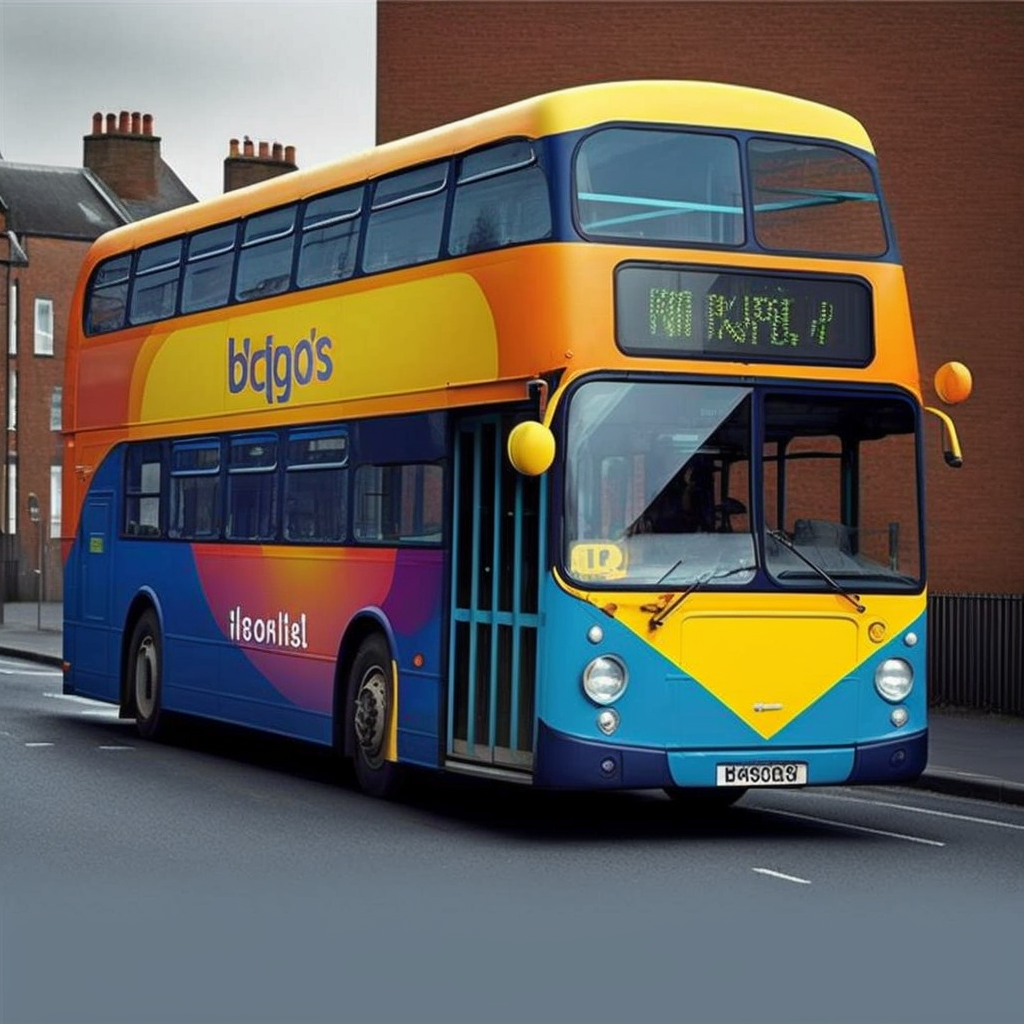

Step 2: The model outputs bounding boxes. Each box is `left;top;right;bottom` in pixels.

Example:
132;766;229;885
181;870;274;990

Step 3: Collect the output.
663;786;746;810
348;634;404;799
128;610;165;740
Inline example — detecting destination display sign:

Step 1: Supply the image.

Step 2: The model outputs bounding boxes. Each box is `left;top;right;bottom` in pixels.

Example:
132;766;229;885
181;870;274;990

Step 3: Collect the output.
615;263;873;366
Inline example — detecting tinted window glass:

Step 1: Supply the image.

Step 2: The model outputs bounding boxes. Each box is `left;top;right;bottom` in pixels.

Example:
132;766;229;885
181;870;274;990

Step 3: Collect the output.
450;164;551;255
169;439;221;539
458;140;535;183
227;434;278;541
125;442;163;537
284;428;349;542
750;140;887;256
372;163;447;209
86;255;131;334
363;194;445;273
297;187;363;289
575;128;743;245
354;462;444;543
131;240;182;325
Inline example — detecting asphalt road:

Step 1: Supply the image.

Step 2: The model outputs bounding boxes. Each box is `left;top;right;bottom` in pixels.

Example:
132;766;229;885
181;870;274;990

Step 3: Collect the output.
2;655;1022;1024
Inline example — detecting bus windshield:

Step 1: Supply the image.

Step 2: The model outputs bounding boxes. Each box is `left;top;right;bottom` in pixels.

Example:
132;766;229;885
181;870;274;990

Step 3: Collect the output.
574;128;886;256
564;380;921;590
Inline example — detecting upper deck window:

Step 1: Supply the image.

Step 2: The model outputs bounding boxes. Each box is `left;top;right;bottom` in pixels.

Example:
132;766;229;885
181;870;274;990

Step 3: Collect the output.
449;140;552;256
575;128;744;246
130;239;182;325
235;206;297;302
363;162;448;273
750;140;887;257
182;224;238;314
297;187;363;288
86;255;132;334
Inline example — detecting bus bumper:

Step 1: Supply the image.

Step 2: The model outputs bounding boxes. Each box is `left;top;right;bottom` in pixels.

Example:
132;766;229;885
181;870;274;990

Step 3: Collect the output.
533;720;928;790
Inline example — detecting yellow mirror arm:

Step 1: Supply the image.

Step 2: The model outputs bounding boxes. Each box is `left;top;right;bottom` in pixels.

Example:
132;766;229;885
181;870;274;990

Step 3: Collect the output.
924;406;964;468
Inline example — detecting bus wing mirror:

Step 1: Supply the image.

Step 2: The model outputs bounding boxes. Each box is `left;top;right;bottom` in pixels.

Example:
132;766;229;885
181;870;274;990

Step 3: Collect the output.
508;421;555;476
924;406;964;468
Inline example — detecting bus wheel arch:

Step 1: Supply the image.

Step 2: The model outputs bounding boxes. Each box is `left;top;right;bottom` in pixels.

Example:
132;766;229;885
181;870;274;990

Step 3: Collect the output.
122;597;166;740
336;619;403;799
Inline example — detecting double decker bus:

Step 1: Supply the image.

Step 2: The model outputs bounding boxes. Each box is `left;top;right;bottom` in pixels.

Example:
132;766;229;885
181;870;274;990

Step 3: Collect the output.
63;81;970;802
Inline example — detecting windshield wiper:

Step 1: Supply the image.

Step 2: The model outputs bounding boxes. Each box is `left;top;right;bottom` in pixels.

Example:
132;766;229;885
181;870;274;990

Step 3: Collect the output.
647;563;757;630
767;529;866;614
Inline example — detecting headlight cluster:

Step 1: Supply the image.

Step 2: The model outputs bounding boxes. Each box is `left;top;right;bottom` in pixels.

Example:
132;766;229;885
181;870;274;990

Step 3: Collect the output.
874;658;914;703
582;655;628;705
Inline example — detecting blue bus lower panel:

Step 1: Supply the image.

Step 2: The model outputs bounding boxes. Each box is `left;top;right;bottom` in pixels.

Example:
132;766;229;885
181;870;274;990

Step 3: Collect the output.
534;720;927;790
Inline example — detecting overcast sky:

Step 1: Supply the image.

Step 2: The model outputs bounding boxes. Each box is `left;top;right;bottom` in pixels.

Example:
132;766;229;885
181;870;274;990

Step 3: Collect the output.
0;0;376;200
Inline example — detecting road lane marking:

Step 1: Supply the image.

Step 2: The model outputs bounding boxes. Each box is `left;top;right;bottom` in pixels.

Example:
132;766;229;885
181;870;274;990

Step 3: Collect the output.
44;692;108;705
80;708;121;717
753;868;812;885
822;793;1024;833
98;745;134;751
24;742;54;748
757;806;946;847
0;666;62;677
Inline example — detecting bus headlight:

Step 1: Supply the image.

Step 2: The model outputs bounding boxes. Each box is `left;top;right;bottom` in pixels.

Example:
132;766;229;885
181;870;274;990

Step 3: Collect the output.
874;658;914;703
582;656;628;705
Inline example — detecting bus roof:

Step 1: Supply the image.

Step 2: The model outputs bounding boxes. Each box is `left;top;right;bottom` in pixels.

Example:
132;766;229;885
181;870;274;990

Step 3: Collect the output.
87;80;875;258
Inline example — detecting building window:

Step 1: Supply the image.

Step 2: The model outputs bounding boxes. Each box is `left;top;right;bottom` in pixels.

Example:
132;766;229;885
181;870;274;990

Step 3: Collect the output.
7;281;16;355
7;460;16;535
34;298;54;356
8;370;15;431
50;465;62;539
50;386;62;431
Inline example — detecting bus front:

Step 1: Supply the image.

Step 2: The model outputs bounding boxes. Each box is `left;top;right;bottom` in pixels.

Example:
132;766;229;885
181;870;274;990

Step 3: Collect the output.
529;103;950;798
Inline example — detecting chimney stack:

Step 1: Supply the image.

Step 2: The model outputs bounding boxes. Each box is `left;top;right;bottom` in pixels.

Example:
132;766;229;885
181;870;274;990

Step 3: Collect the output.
84;109;161;201
223;136;298;192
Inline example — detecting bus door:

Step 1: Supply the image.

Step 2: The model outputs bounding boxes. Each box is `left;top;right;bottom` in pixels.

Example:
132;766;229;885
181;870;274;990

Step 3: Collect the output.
447;415;545;776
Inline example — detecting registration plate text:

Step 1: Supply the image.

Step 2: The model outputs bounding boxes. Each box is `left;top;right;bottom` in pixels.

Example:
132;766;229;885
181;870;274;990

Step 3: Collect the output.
716;762;808;787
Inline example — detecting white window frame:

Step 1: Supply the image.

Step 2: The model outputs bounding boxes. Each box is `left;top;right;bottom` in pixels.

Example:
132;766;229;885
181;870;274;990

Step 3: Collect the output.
7;461;16;535
34;298;54;356
50;465;62;539
8;281;17;355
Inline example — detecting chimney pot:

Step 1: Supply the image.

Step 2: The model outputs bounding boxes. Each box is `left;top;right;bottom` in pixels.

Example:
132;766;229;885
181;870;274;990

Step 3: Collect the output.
272;142;283;161
285;145;296;165
143;113;153;136
131;111;142;134
118;110;130;133
106;113;117;134
229;138;240;157
258;141;269;159
243;138;254;157
92;112;103;134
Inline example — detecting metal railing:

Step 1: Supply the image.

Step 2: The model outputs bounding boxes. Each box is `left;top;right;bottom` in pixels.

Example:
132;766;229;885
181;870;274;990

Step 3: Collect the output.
928;593;1024;716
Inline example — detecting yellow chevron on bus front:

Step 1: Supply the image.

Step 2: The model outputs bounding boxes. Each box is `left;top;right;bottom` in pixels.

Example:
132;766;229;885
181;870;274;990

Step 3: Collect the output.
679;613;859;738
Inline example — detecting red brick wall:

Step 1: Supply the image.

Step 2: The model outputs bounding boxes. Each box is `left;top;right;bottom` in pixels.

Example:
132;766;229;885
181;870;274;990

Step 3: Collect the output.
378;0;1024;594
1;235;88;600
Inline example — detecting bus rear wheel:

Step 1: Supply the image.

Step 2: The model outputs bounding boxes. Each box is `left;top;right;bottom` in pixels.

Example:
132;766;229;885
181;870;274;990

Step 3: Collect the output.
128;610;165;740
663;786;746;810
348;634;403;799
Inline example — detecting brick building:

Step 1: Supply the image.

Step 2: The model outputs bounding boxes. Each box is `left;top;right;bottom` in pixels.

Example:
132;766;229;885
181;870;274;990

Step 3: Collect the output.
0;112;302;603
376;0;1024;600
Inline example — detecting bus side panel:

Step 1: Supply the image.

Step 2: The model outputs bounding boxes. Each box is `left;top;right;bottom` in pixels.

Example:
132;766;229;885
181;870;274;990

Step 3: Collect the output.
65;450;447;755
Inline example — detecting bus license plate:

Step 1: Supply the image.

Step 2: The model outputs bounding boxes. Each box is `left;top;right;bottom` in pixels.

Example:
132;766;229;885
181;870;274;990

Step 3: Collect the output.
716;762;807;787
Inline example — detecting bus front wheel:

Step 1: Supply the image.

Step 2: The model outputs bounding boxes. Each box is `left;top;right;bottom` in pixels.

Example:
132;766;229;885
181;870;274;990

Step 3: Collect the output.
128;610;165;740
347;634;403;799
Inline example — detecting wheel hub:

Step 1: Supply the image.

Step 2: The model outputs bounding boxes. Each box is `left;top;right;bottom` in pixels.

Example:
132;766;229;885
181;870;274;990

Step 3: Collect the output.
354;669;388;768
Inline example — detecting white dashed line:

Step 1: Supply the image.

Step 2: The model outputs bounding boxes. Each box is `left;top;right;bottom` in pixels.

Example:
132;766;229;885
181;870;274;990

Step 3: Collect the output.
24;742;54;748
98;745;135;751
816;793;1024;833
753;868;812;885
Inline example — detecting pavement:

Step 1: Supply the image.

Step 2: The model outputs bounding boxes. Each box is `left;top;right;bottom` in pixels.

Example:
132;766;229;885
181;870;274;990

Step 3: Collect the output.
2;601;1022;807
